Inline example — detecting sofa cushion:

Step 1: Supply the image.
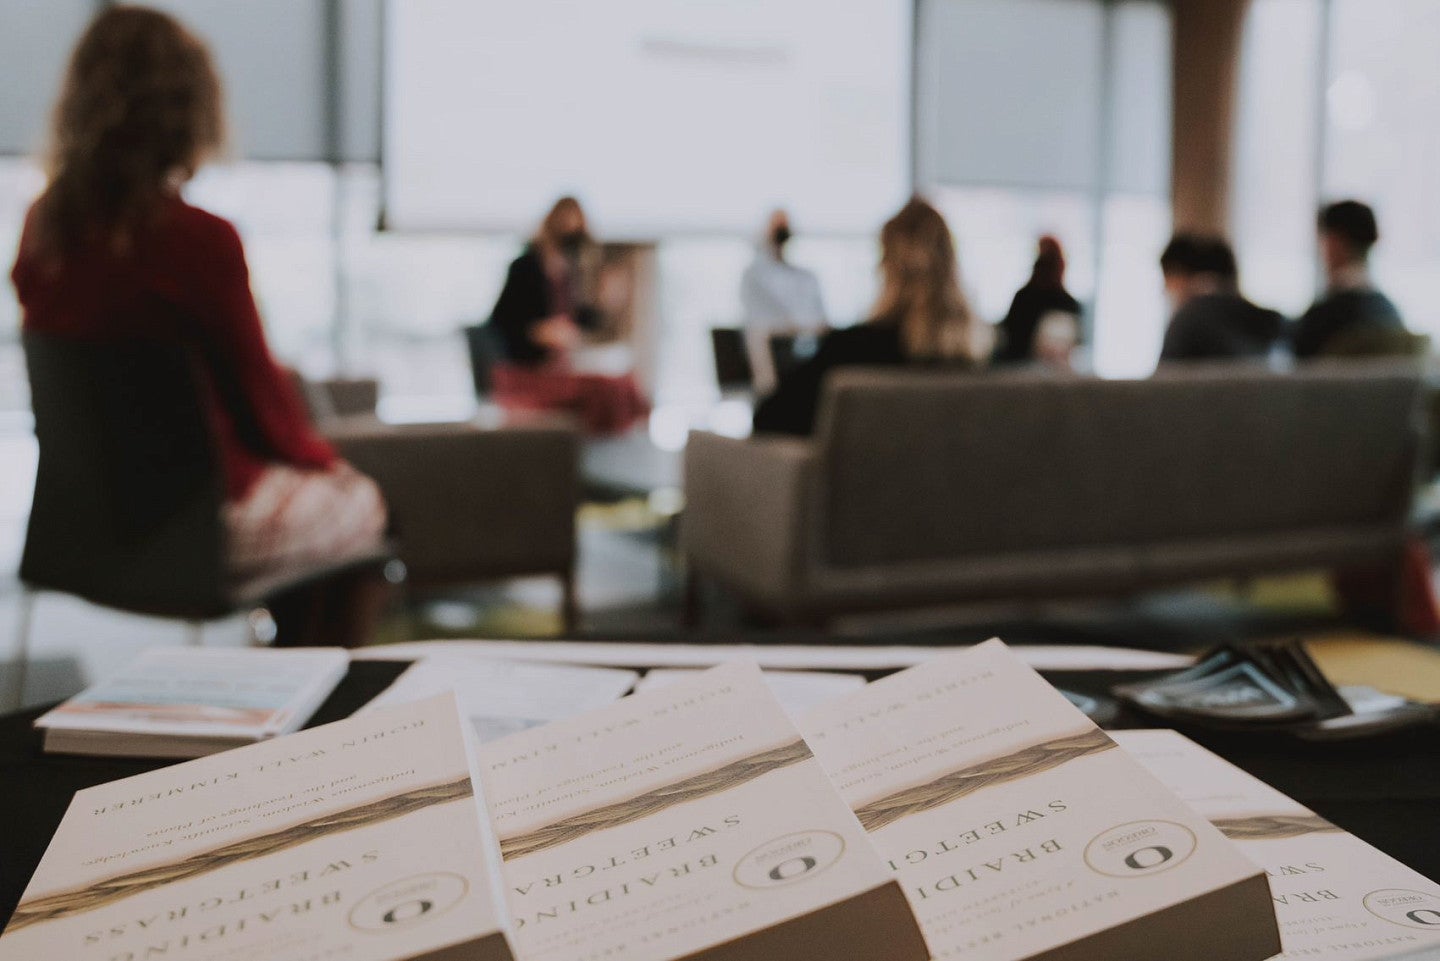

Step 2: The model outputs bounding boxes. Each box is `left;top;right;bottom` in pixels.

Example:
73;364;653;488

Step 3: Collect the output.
813;365;1421;569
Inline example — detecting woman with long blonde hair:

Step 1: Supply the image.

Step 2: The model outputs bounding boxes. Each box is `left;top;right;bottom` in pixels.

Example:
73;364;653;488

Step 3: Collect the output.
12;6;387;643
753;197;986;434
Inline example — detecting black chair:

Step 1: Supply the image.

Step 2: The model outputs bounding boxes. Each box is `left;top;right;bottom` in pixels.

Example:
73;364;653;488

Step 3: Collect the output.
709;327;754;392
463;323;505;399
768;331;820;381
12;333;393;707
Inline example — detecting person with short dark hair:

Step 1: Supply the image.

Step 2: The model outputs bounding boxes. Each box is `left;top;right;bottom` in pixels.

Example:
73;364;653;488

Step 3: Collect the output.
1291;200;1406;358
1158;233;1282;362
994;235;1082;369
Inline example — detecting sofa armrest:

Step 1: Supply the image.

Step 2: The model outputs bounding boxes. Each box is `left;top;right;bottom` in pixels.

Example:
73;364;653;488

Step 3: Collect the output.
682;431;815;607
331;421;578;586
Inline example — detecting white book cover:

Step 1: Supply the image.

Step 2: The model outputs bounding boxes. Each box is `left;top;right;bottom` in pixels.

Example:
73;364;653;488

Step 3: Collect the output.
799;638;1280;961
635;668;866;716
1116;729;1440;961
477;660;927;961
34;648;349;741
0;693;515;961
359;654;638;743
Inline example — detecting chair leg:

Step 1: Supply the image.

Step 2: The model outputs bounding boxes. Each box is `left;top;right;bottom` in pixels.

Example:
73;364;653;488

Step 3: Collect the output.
560;570;579;635
184;621;204;647
10;589;35;712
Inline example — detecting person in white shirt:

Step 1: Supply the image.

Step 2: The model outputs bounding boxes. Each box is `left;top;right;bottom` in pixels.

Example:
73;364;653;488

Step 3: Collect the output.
740;209;827;391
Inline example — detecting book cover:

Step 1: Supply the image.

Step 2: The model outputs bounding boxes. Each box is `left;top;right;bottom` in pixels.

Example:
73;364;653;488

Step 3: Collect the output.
35;648;349;743
360;654;638;743
799;638;1281;961
477;660;928;961
1116;729;1440;960
0;694;514;961
634;668;865;716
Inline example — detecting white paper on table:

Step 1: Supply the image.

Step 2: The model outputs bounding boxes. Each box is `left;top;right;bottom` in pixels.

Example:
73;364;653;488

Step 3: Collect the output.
356;639;1195;673
636;668;866;716
359;653;638;742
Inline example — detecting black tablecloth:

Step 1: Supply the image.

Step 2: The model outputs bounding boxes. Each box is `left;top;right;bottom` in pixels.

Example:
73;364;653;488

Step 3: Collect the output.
2;660;1437;930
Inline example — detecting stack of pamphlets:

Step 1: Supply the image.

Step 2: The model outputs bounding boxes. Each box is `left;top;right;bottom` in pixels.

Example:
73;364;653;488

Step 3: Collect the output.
1117;729;1440;960
34;648;349;759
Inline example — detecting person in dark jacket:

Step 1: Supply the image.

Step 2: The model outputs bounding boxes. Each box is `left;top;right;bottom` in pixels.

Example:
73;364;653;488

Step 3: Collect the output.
1292;200;1406;358
1158;234;1283;362
489;196;604;366
753;198;988;436
995;235;1082;368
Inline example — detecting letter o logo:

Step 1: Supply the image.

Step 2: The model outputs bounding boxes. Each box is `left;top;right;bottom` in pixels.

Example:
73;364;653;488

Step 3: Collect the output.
349;874;468;933
1084;821;1196;878
1124;846;1174;871
768;856;818;881
734;831;845;889
383;900;433;925
1363;890;1440;929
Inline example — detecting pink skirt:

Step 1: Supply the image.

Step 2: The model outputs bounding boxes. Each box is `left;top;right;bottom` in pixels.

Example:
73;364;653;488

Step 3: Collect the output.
492;363;650;436
224;464;387;575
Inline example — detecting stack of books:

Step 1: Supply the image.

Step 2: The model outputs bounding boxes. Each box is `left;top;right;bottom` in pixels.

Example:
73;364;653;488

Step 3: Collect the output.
33;648;350;758
4;639;1435;960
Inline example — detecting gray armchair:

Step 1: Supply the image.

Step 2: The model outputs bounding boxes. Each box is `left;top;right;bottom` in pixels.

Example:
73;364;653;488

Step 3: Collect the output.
325;417;580;631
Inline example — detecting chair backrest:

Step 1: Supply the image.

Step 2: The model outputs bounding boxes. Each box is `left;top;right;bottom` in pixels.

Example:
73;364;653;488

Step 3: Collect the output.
768;332;811;381
464;323;503;398
812;364;1424;569
710;328;753;390
1323;327;1431;360
21;332;228;614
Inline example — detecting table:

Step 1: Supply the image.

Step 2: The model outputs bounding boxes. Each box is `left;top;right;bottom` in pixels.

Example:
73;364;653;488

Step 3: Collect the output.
3;656;1438;930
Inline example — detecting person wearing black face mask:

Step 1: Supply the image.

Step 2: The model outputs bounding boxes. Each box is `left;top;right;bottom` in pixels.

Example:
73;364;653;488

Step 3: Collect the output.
481;196;649;434
740;209;827;392
489;196;605;366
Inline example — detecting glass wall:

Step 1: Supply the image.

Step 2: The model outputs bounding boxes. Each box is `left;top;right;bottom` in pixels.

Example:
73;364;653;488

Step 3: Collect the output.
1231;0;1325;316
1232;0;1440;335
916;0;1173;378
47;1;1440;420
1323;0;1440;337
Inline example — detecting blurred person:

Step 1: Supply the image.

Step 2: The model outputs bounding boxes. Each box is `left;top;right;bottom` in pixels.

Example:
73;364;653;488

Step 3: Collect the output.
485;197;647;433
490;196;605;365
11;6;388;644
1158;233;1283;362
740;209;827;391
753;197;988;435
1292;200;1407;358
994;235;1082;369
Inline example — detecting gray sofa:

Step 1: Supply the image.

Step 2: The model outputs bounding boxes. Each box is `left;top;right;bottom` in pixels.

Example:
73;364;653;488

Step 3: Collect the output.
682;364;1426;623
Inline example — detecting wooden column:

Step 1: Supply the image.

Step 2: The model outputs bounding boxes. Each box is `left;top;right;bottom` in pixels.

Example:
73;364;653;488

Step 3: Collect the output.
1171;0;1251;234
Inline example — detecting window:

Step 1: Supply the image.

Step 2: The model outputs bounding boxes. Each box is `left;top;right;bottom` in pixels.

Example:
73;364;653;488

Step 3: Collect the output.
1324;0;1440;337
917;0;1173;377
1230;0;1325;315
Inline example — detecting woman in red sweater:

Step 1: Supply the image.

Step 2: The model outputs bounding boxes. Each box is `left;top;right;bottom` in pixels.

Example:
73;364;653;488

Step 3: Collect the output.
12;7;387;636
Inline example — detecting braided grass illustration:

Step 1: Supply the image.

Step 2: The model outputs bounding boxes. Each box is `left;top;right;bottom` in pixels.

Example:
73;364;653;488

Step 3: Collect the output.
1212;814;1341;841
854;728;1115;833
9;775;473;933
499;739;813;861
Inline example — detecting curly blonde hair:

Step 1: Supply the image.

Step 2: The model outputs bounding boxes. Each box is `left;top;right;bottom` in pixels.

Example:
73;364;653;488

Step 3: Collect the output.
29;5;225;261
871;197;983;362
